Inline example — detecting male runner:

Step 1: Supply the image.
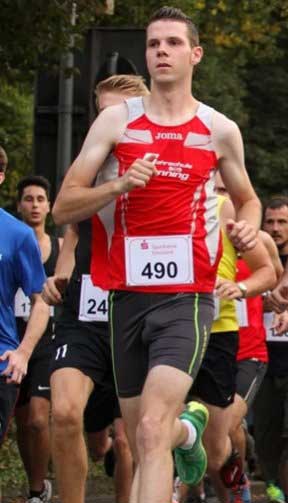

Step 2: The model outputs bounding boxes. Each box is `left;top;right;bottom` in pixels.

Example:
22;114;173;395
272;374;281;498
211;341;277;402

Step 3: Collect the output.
0;148;49;446
42;75;149;503
52;7;261;503
14;175;62;503
253;197;288;503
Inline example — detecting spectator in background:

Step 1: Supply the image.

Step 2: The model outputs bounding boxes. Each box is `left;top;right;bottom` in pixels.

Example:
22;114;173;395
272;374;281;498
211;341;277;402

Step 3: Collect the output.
14;175;62;503
253;197;288;503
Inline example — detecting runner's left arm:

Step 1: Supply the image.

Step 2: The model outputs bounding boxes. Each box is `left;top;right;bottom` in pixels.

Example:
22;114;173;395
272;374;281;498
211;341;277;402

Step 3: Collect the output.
213;112;261;251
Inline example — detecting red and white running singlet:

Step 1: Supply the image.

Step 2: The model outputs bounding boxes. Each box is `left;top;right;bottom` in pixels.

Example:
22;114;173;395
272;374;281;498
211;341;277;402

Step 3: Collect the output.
236;258;268;362
91;97;222;293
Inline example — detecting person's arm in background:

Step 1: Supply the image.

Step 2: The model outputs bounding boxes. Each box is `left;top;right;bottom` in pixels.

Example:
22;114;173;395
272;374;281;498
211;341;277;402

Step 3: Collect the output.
42;224;79;305
215;198;276;299
269;260;288;313
259;230;283;281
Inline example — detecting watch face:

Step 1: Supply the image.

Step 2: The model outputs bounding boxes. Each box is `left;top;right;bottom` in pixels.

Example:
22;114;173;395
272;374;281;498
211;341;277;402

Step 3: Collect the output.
238;283;247;297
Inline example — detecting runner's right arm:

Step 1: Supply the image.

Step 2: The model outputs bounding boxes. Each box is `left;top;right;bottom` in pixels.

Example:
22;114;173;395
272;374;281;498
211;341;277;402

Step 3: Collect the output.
52;104;157;225
42;224;78;305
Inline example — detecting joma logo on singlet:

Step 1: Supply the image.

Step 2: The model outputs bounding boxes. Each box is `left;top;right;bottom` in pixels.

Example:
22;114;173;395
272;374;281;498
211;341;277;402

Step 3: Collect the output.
155;132;183;140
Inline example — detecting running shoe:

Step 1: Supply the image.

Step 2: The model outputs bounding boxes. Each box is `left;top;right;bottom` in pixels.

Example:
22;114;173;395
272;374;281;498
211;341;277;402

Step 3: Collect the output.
230;474;251;503
220;450;243;488
174;401;209;485
266;482;285;503
27;479;52;503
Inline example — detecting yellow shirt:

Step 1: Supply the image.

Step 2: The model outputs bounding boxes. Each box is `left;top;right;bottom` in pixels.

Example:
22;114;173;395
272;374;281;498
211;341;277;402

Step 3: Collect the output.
212;196;238;333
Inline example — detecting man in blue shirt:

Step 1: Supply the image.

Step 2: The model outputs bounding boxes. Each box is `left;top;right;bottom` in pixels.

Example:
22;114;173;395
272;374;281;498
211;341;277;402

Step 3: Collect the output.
0;146;49;444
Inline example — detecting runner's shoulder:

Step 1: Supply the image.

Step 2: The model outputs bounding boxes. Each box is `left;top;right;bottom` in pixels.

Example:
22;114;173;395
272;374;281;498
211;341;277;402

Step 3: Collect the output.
212;110;241;142
94;102;129;140
0;209;36;245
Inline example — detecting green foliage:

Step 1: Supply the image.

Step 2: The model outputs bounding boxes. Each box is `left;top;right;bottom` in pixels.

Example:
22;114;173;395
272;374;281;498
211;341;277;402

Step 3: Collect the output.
0;0;107;82
244;55;288;198
0;80;33;211
0;1;288;203
0;421;26;489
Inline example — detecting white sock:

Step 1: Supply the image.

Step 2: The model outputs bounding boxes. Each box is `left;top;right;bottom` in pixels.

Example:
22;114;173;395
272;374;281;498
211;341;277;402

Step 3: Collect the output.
180;418;197;449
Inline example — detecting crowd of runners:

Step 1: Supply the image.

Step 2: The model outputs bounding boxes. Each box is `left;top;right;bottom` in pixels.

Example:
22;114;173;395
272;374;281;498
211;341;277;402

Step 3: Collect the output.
1;6;288;503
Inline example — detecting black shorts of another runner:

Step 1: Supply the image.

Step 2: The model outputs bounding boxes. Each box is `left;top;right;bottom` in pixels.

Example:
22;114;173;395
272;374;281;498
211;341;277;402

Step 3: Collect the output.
189;331;239;408
0;376;19;444
236;359;267;409
16;340;55;407
84;384;121;433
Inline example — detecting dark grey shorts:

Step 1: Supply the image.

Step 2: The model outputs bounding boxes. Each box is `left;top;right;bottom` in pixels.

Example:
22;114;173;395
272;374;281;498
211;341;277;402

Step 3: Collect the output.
109;291;214;398
236;359;267;409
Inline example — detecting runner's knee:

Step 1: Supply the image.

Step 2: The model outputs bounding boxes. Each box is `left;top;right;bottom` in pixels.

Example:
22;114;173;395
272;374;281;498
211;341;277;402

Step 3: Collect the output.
28;411;49;432
136;414;168;455
52;398;83;433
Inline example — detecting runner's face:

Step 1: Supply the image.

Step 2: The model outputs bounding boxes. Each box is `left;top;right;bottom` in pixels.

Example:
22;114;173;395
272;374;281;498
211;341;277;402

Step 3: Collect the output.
146;20;202;84
263;206;288;250
98;91;129;112
18;185;50;226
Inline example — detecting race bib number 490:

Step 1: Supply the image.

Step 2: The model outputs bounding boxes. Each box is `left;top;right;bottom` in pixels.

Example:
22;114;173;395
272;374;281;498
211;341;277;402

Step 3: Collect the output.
79;275;108;322
124;235;193;286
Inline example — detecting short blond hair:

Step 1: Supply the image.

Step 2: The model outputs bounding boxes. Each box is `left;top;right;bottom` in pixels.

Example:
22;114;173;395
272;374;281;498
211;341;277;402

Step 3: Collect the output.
0;146;8;172
95;74;149;108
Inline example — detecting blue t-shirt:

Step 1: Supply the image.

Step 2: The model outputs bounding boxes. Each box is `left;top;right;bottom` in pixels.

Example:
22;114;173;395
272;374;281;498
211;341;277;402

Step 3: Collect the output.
0;209;46;372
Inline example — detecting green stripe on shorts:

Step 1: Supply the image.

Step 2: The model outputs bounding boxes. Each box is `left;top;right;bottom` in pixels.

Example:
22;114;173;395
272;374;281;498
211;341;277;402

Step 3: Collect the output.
109;291;119;396
188;293;200;375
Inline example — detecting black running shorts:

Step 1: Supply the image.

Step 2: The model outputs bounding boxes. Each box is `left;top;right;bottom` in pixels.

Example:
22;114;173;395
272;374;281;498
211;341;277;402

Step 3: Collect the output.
236;358;267;409
51;317;114;389
84;384;121;433
17;340;55;406
109;291;214;398
190;331;239;408
0;377;18;444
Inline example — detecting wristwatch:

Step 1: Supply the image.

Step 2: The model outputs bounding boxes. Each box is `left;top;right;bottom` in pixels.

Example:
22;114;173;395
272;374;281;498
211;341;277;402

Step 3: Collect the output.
237;282;248;298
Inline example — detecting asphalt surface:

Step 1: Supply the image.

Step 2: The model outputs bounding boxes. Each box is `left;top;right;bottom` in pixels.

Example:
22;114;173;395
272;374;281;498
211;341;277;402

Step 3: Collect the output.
1;480;267;503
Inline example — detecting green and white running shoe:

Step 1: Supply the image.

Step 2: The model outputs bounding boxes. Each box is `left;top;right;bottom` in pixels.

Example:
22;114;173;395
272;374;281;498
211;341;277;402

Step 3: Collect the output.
174;401;209;486
266;482;285;503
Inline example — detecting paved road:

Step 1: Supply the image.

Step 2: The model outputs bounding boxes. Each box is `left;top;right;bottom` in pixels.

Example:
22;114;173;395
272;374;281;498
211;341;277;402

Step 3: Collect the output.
1;480;267;503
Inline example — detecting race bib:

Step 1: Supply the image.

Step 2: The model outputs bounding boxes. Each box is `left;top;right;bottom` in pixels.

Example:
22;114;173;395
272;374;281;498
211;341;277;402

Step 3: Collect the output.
264;312;288;342
235;299;249;327
14;288;54;319
78;275;108;322
14;288;31;319
124;235;193;286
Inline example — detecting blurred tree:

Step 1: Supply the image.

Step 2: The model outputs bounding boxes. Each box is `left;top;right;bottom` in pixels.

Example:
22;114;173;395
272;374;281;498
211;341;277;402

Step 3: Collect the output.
0;0;288;205
0;80;33;210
